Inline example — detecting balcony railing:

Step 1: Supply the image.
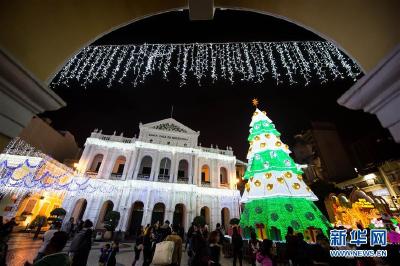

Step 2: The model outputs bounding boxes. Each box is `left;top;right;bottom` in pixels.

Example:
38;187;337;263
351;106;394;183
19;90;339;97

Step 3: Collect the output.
177;177;189;183
157;174;170;182
85;171;98;178
200;181;211;187
110;173;123;179
137;174;151;180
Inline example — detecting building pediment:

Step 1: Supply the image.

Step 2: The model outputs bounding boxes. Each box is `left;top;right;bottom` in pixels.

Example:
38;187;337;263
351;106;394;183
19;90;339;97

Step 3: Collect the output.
140;118;199;135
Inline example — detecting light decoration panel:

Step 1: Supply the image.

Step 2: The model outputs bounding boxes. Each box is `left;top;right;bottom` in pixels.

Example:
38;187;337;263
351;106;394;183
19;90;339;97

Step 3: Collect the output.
51;41;362;88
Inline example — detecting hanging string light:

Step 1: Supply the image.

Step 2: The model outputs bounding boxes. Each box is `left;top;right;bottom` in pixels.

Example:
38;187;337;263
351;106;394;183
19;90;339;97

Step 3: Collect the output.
51;41;362;88
0;138;118;197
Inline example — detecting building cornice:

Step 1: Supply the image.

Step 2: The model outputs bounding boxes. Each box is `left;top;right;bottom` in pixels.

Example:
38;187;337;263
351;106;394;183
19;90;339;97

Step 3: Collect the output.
0;49;66;137
338;44;400;142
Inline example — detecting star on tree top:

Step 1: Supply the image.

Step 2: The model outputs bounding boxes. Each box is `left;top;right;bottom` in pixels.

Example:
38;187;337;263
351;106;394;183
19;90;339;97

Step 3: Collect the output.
252;98;259;107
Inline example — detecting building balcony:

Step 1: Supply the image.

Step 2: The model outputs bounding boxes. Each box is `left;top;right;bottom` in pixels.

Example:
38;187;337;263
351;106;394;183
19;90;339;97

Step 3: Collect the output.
177;177;189;183
110;173;123;179
157;174;170;182
137;174;151;180
200;181;211;187
85;171;98;178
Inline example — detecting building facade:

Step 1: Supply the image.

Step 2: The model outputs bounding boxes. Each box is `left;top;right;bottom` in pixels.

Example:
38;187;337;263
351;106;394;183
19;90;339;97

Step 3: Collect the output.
62;118;241;234
293;122;357;183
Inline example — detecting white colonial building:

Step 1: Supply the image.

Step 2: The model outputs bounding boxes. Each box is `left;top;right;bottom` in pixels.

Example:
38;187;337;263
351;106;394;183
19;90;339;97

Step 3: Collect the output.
62;118;241;235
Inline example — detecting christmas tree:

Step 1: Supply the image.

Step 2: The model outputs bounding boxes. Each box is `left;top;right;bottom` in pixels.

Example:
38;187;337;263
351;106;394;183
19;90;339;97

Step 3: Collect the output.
239;100;330;240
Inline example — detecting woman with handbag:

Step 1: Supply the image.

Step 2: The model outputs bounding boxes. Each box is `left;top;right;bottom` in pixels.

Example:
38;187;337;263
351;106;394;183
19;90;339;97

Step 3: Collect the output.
132;227;144;266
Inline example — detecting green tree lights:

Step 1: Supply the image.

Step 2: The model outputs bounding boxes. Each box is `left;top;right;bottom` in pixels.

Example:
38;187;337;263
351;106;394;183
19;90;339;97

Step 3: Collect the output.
239;107;330;240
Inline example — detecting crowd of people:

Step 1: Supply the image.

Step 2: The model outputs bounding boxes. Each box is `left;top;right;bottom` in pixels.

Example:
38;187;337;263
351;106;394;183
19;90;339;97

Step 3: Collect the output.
129;218;276;266
1;214;400;266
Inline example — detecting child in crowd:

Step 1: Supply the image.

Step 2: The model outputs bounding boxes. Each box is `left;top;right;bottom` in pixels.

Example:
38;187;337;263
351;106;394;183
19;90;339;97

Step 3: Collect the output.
99;243;111;266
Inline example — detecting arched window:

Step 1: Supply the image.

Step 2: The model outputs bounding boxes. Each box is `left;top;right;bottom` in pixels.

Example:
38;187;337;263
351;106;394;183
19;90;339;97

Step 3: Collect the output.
220;167;228;186
71;198;87;221
111;155;126;178
177;159;189;182
158;157;171;182
96;200;114;229
151;203;165;225
89;154;103;173
201;165;210;186
138;155;153;180
128;201;144;237
200;206;210;225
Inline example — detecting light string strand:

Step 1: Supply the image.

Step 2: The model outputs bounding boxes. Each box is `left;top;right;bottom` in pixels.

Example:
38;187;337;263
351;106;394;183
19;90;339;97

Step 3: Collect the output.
51;41;362;88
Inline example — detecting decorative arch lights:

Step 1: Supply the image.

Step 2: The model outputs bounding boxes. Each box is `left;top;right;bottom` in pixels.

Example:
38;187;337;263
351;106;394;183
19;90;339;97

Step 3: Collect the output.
51;41;361;88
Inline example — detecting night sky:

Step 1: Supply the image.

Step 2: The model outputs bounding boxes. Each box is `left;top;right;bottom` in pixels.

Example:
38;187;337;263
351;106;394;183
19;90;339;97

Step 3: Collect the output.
45;9;397;162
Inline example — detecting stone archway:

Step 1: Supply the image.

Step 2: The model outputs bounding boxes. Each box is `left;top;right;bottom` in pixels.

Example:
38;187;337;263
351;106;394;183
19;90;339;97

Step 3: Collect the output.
173;203;186;229
96;200;114;229
128;201;144;236
71;198;87;221
200;206;211;226
151;202;165;225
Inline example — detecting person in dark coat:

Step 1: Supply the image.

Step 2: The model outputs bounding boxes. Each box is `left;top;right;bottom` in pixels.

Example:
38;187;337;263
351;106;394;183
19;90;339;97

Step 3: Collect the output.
208;231;221;266
24;231;70;266
294;233;312;266
132;227;144;266
215;223;225;245
285;226;297;265
69;219;93;266
107;241;119;266
142;226;155;266
191;225;209;266
231;227;243;266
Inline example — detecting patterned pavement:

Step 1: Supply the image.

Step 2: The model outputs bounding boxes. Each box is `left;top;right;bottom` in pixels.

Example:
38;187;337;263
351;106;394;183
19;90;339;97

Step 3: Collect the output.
6;232;242;266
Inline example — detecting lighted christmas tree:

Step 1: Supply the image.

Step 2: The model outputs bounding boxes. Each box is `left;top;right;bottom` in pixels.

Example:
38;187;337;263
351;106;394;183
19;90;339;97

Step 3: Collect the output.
239;99;331;240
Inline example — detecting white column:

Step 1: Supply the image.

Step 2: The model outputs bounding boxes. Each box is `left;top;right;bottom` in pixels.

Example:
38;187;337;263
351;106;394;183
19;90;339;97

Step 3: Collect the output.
125;149;138;180
149;154;157;181
97;149;112;178
171;154;179;183
143;189;153;225
133;149;142;180
83;197;101;224
79;145;93;173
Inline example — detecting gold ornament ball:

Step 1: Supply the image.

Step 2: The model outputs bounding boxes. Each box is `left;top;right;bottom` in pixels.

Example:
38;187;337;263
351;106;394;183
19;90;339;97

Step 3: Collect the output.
306;187;311;192
265;134;271;139
260;142;266;148
275;141;282;147
266;184;274;190
250;176;254;182
297;174;303;180
284;172;292;178
253;111;259;116
245;183;251;192
255;180;261;187
277;177;284;183
292;183;301;190
255;136;260;141
262;111;266;115
264;172;272;179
